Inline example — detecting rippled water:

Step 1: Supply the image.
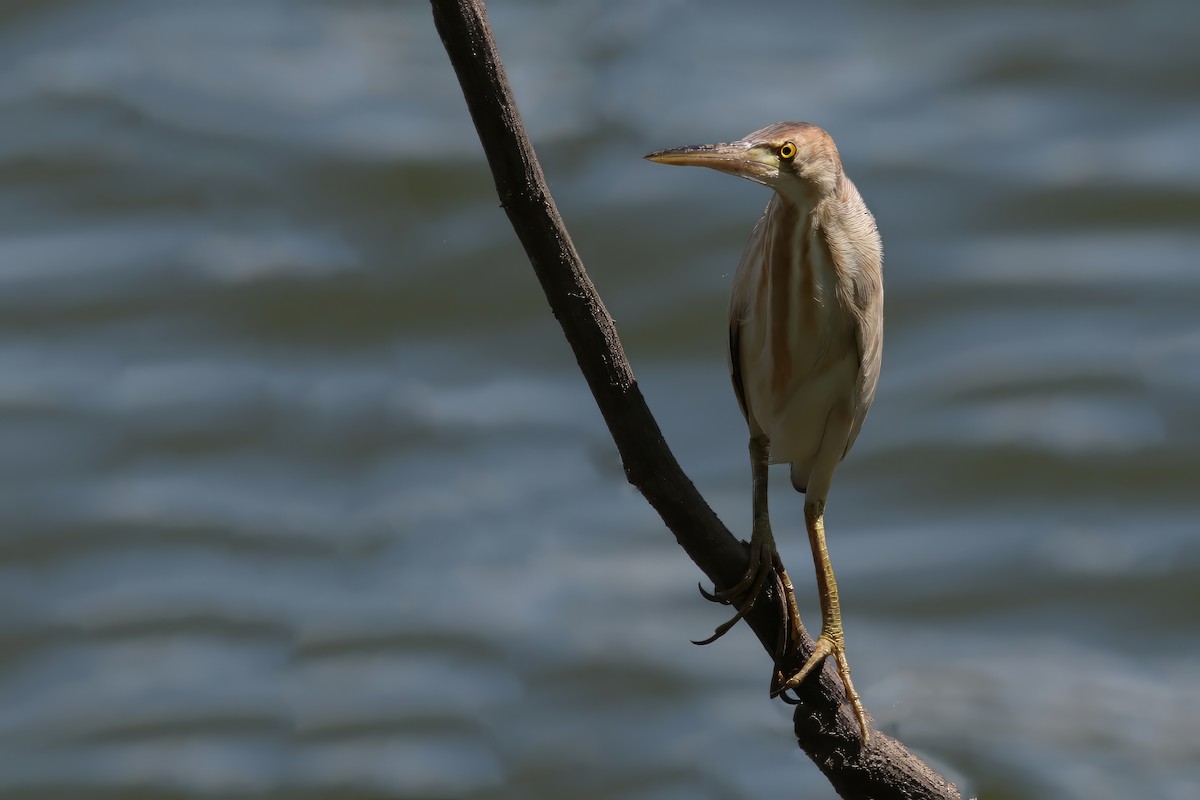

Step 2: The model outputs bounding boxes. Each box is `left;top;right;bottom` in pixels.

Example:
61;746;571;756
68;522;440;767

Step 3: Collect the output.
1;1;1198;798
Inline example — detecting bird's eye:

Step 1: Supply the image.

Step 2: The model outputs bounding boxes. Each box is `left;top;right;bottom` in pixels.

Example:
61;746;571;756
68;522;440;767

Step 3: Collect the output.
779;142;797;160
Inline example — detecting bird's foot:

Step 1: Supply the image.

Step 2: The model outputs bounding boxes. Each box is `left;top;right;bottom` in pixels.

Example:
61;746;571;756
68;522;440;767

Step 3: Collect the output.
693;535;787;646
775;629;870;744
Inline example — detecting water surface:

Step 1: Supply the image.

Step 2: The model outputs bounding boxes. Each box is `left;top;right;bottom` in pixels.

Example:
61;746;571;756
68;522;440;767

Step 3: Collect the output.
1;1;1198;798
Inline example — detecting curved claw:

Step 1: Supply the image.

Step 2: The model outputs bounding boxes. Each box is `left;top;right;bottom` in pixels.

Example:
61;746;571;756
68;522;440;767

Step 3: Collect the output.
776;687;803;705
691;554;778;646
696;582;732;605
691;605;750;645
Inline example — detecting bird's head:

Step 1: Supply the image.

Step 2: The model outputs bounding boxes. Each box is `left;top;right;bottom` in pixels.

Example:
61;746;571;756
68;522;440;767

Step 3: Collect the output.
645;121;842;199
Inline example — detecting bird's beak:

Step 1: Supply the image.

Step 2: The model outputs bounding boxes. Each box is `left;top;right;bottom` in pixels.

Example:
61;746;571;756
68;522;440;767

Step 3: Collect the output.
644;141;776;182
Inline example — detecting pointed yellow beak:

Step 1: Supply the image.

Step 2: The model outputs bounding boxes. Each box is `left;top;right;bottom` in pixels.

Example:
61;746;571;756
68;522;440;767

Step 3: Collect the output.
644;141;777;182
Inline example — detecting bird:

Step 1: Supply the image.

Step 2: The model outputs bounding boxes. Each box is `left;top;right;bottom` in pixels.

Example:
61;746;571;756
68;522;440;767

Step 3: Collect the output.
645;122;882;742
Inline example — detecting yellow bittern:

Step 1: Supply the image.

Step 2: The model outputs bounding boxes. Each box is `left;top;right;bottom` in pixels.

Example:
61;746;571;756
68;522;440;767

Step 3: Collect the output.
646;122;882;741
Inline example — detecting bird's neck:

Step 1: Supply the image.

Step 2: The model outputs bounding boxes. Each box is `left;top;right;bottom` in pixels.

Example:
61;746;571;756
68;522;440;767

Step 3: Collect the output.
767;191;837;306
774;169;843;208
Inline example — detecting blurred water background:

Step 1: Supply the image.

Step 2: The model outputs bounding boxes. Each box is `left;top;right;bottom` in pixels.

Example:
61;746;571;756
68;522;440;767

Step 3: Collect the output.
1;1;1198;798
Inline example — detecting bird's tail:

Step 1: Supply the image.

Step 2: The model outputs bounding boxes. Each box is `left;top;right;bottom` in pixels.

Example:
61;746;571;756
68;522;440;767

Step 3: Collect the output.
789;462;810;494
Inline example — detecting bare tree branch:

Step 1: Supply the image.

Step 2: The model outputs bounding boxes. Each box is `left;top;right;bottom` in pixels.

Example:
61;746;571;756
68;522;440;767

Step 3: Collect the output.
429;2;962;797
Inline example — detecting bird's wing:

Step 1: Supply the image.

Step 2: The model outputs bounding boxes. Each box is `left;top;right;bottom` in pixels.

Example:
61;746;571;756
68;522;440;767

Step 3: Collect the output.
728;319;748;421
844;281;882;457
831;179;885;457
727;208;770;424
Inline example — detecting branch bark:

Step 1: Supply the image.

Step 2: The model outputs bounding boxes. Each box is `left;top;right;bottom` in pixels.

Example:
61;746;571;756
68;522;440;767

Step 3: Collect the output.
430;2;962;797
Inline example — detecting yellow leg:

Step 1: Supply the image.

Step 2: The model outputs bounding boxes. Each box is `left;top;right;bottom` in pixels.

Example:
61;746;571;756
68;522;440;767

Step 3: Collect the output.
695;435;791;646
783;499;870;743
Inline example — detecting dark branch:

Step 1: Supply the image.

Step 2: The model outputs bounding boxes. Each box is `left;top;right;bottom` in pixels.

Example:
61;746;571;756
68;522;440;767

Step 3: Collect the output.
429;2;962;797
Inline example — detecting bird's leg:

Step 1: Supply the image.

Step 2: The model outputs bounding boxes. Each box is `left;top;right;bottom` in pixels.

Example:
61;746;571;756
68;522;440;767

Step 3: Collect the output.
695;434;793;646
780;498;870;743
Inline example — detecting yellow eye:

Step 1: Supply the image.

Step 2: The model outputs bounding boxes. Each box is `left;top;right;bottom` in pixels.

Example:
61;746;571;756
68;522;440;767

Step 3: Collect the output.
779;142;797;160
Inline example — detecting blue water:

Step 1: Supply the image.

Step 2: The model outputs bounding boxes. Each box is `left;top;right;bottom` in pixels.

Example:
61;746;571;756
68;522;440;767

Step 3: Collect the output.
0;1;1198;798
